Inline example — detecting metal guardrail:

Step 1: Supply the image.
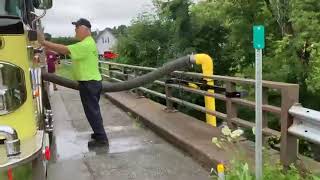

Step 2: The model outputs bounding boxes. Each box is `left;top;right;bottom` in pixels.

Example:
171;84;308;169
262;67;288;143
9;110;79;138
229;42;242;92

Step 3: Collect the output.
289;104;320;145
63;59;308;166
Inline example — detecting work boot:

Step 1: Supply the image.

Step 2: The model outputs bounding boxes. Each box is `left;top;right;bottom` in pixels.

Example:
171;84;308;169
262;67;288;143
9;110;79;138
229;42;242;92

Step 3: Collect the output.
88;139;109;149
91;133;97;140
91;133;107;140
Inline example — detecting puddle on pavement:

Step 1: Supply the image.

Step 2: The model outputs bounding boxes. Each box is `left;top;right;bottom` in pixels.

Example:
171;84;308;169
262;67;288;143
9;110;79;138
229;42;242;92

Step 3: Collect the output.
51;125;158;162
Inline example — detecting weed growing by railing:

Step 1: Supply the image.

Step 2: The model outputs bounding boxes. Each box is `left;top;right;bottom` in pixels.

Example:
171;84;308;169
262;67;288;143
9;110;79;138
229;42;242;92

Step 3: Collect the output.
211;126;320;180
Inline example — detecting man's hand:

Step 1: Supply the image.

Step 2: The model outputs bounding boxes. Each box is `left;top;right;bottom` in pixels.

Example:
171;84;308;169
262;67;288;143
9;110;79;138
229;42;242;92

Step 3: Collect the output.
37;31;45;45
37;31;70;55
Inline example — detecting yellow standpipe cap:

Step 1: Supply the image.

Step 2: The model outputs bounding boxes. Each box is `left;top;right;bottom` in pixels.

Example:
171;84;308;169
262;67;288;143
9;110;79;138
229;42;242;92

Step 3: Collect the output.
217;163;225;173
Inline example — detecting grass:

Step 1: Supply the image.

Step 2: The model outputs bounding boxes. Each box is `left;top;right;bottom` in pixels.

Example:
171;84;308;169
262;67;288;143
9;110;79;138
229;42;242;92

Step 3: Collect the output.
56;63;74;80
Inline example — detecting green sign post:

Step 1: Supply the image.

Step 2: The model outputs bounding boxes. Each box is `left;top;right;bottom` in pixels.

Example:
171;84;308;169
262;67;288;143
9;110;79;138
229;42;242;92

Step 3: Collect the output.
254;26;265;49
253;25;265;180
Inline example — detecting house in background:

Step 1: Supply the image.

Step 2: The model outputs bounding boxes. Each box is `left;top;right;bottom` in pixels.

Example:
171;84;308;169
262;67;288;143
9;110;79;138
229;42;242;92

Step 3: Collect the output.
95;28;117;57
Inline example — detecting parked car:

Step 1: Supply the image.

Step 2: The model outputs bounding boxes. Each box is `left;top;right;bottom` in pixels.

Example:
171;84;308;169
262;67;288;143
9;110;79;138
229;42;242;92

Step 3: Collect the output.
103;51;118;60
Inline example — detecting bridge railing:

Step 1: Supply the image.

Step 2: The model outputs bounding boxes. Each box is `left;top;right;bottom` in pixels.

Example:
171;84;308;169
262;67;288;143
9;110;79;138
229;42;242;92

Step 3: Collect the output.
98;60;300;166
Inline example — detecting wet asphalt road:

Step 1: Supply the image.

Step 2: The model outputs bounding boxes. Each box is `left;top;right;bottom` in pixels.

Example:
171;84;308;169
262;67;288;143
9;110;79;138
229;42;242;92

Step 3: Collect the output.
47;86;210;180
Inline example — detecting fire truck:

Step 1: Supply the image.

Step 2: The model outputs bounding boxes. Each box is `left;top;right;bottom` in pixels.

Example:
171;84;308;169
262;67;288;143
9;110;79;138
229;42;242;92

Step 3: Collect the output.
0;0;53;179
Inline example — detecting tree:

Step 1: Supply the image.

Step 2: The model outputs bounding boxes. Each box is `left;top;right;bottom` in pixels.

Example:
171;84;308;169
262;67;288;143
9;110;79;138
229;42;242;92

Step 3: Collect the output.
51;37;79;45
112;25;128;37
116;0;320;106
116;15;172;67
44;33;52;41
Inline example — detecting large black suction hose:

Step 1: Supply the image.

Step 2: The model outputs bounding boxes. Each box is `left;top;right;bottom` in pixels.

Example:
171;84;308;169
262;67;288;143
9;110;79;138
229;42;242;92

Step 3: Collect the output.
42;56;193;93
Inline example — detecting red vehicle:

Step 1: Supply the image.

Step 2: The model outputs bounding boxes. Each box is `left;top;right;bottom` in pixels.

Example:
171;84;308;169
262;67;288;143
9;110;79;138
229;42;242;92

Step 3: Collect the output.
103;51;118;60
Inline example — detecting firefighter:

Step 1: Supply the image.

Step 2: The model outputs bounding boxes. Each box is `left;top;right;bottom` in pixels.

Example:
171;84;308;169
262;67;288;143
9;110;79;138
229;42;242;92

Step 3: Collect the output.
37;18;109;149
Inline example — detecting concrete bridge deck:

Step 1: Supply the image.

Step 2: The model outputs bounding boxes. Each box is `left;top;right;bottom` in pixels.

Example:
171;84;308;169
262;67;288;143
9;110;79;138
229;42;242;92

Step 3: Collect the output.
47;86;210;180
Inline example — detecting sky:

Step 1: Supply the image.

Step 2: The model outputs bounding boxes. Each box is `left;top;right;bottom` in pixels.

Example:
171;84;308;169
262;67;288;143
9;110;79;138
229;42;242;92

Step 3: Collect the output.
39;0;154;37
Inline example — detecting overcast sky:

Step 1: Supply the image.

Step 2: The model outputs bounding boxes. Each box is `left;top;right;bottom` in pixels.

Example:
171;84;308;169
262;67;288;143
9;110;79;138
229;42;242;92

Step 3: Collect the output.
40;0;154;37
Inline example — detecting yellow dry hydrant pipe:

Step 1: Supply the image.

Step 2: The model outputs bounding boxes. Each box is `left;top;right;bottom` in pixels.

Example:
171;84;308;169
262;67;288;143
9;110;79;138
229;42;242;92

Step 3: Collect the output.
217;163;225;180
191;54;216;126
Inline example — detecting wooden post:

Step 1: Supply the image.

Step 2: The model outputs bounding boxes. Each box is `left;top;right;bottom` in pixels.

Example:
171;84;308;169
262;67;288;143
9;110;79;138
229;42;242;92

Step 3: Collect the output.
280;85;299;167
226;82;237;128
165;84;174;112
105;64;111;80
133;70;144;97
98;60;102;74
121;67;126;81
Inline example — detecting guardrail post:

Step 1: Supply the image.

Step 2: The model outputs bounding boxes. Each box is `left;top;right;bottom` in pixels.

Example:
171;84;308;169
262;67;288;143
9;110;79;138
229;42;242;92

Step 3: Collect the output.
107;64;111;77
102;63;111;81
133;70;144;97
280;85;299;167
165;84;175;112
121;67;126;77
226;82;237;128
98;60;102;74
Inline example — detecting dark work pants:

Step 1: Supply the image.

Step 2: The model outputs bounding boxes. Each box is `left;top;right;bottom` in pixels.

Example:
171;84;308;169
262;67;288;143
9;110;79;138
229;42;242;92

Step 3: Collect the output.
79;81;107;141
